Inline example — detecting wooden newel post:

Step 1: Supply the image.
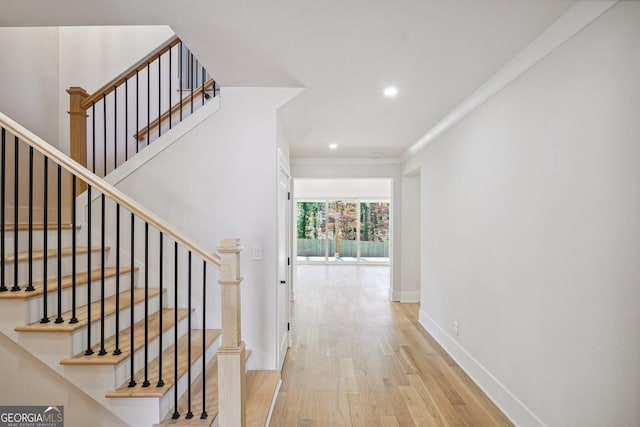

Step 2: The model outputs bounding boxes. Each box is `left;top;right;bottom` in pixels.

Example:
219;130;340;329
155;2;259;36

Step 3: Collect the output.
217;238;246;427
67;87;89;195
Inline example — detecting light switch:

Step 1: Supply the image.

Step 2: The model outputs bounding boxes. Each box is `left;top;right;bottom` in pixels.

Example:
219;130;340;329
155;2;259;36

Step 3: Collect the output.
252;245;262;260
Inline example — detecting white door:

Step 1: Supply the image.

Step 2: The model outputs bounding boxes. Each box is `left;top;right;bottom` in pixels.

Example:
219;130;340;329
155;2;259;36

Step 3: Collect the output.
277;167;291;368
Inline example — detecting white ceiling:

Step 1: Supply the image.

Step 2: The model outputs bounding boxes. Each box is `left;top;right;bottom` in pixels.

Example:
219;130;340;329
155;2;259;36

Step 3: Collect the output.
0;0;576;159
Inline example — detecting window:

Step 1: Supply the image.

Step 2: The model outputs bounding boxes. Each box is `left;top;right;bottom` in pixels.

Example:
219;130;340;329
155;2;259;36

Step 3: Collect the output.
296;200;390;264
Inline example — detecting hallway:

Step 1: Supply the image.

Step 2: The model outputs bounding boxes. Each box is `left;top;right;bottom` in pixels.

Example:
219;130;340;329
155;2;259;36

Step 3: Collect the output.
269;265;512;426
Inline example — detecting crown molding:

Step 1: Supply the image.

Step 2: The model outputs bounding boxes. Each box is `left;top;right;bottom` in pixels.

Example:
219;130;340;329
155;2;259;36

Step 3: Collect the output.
400;0;618;163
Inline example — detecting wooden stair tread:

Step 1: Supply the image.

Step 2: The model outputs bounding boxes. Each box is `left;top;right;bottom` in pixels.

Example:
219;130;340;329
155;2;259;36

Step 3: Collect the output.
4;224;77;232
246;370;280;427
154;356;219;426
61;308;191;366
106;328;221;398
0;267;135;300
4;246;107;263
15;288;161;332
154;350;254;426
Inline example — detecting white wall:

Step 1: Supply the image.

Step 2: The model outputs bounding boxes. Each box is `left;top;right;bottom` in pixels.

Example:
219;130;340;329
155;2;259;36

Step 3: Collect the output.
0;332;128;427
399;171;420;302
290;159;408;299
0;28;65;223
113;87;301;369
0;27;59;145
403;2;640;426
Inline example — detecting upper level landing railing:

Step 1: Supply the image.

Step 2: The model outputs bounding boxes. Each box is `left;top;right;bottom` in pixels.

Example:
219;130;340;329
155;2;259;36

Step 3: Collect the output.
68;36;216;188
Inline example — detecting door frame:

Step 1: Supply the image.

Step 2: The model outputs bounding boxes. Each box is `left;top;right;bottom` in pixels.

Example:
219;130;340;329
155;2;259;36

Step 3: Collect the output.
276;164;292;369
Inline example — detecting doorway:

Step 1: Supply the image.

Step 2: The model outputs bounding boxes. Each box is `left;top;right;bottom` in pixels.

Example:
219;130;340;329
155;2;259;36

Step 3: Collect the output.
293;178;392;266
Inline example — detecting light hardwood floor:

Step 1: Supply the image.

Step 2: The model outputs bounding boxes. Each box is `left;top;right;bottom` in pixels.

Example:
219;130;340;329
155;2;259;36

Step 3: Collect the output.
269;265;513;427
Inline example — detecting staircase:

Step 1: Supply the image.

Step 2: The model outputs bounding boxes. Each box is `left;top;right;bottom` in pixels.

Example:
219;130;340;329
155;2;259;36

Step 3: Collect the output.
0;33;279;427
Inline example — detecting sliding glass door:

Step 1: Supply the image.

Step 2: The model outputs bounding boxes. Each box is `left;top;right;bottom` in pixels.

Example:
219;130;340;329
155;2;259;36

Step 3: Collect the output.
296;199;390;264
359;202;390;262
296;201;327;261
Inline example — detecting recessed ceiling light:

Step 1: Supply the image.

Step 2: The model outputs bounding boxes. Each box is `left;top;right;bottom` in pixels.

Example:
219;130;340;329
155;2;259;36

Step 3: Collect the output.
329;143;338;150
384;86;398;97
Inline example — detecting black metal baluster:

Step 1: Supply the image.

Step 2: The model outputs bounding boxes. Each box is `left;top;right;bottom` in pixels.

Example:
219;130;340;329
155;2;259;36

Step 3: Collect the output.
179;42;183;122
84;185;93;352
92;102;96;173
11;136;20;292
128;212;136;387
195;59;199;88
201;65;205;106
70;176;78;323
200;260;207;419
186;250;193;419
55;165;63;323
0;129;6;293
147;61;151;145
142;221;150;387
40;157;49;319
158;54;162;138
136;70;140;154
98;193;106;354
114;85;117;170
114;203;121;355
169;46;172;130
125;79;129;161
113;203;122;356
26;146;34;292
103;94;107;176
171;241;179;419
157;231;164;387
190;53;194;114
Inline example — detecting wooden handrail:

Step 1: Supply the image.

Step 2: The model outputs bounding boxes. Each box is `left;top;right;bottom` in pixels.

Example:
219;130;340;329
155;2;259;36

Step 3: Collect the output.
0;111;221;270
81;35;181;110
135;79;215;142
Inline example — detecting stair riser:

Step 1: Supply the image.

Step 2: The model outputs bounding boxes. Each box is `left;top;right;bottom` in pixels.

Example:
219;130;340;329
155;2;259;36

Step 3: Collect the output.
61;315;194;424
112;315;190;390
3;250;107;290
22;272;138;325
15;293;162;368
65;315;190;394
3;230;75;255
111;333;219;427
68;292;163;356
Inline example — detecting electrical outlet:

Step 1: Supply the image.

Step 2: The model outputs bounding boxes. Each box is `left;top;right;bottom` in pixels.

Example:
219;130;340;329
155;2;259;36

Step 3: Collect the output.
453;321;459;337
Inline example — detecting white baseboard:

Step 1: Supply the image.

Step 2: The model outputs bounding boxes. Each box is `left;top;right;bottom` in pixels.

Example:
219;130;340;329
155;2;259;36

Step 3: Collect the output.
390;289;420;303
264;377;282;427
418;309;546;427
